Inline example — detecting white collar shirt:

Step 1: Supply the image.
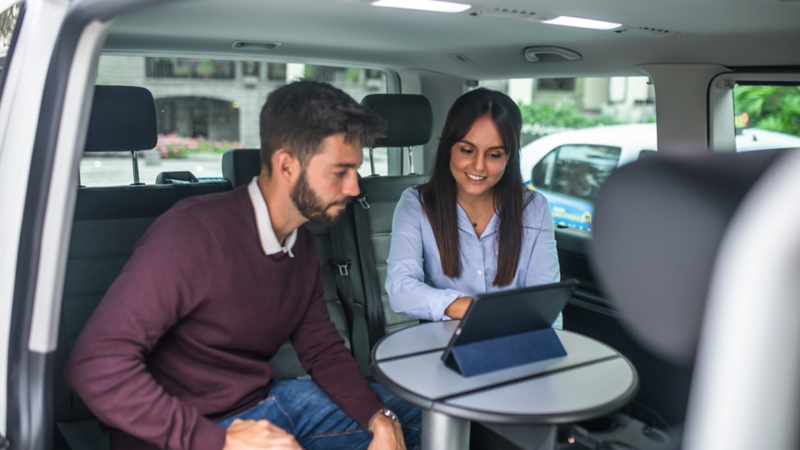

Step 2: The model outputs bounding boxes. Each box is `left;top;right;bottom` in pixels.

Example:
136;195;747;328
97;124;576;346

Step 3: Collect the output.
247;176;297;257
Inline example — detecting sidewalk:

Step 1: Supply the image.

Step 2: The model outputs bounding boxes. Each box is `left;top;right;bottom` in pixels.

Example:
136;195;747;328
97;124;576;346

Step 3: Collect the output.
80;150;388;187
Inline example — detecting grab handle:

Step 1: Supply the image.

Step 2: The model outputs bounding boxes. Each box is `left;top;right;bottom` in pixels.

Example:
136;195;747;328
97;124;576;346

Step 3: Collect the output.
524;46;582;62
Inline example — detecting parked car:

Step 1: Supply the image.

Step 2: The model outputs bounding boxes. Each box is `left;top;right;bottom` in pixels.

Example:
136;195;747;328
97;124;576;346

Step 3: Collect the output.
520;123;800;230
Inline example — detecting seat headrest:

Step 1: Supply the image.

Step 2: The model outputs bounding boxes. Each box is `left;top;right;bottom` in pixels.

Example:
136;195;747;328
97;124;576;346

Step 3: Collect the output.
222;148;260;188
591;150;785;365
84;86;157;153
361;94;433;148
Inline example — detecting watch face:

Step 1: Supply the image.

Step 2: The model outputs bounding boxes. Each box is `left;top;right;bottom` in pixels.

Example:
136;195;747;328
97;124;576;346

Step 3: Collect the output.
383;408;398;421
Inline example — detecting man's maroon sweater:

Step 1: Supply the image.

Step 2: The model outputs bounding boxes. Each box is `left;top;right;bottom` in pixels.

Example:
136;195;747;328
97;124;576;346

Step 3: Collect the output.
64;186;384;450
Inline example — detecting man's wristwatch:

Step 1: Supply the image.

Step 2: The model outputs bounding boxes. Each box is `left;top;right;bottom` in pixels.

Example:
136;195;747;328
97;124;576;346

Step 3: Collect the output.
369;407;399;435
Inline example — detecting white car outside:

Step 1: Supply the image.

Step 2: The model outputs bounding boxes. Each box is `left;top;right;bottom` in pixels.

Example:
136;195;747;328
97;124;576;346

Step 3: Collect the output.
519;123;800;186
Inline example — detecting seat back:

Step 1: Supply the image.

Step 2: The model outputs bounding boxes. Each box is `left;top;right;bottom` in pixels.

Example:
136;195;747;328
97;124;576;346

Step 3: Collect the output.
355;94;434;339
589;150;792;447
55;183;233;424
354;175;428;336
591;150;783;365
221;148;261;188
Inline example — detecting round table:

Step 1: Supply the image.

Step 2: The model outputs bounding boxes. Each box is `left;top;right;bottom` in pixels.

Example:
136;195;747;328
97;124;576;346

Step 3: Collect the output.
371;321;639;450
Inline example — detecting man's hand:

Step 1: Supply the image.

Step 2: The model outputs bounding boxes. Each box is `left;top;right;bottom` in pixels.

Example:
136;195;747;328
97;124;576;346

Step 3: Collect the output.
368;414;405;450
223;419;302;450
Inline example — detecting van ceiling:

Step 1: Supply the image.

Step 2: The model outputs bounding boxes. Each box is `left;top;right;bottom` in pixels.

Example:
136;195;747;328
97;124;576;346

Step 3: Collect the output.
104;0;800;79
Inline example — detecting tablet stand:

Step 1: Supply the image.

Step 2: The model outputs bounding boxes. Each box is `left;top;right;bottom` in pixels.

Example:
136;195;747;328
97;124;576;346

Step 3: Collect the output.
448;328;567;377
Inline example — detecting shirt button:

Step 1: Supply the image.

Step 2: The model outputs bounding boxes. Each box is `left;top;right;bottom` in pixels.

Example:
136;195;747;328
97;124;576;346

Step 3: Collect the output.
478;270;483;275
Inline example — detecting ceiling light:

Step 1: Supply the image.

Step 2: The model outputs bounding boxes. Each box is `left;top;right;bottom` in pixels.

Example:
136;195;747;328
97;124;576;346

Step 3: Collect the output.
543;15;622;30
372;0;472;14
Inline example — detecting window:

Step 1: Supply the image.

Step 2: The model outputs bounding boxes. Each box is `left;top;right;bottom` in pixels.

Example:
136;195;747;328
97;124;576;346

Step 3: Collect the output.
732;83;800;152
0;2;23;95
532;145;621;203
538;78;575;92
478;76;656;231
145;58;236;80
242;61;260;77
267;63;286;82
0;3;21;47
83;56;388;186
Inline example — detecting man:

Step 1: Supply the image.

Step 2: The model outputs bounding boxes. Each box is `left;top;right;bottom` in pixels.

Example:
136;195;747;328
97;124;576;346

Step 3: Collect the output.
65;81;421;450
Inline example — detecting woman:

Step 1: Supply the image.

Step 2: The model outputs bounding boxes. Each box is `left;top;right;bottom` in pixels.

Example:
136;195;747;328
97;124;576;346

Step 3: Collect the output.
385;88;561;327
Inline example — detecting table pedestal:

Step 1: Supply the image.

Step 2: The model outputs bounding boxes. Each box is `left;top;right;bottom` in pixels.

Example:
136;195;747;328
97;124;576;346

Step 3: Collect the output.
422;410;469;450
482;423;556;450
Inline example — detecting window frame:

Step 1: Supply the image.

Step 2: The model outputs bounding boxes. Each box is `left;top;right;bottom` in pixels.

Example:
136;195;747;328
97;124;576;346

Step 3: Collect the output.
708;71;800;153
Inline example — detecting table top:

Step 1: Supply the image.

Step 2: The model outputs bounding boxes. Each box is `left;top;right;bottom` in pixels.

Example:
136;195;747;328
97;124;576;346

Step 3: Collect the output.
371;321;639;425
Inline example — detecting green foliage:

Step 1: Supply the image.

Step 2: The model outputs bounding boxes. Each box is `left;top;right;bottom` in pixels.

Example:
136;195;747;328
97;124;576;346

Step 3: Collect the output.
197;60;215;76
734;85;800;136
518;102;617;135
0;3;20;47
346;68;361;84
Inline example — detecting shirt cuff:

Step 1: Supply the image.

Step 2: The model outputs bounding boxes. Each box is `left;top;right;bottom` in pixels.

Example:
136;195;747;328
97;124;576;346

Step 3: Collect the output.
356;400;390;432
431;289;468;321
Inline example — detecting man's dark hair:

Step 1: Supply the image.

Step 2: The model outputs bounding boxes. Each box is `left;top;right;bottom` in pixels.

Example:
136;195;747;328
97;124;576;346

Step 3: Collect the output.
259;80;386;174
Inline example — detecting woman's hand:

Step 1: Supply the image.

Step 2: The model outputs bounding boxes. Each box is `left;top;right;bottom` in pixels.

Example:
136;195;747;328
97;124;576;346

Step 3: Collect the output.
223;419;302;450
444;297;473;319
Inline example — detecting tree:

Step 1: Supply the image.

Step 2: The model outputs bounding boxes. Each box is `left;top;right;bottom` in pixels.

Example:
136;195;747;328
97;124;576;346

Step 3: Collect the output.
734;85;800;136
0;4;20;47
518;102;617;136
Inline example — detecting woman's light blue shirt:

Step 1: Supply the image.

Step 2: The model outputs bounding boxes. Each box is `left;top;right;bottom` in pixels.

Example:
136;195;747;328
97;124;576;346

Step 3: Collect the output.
385;187;562;328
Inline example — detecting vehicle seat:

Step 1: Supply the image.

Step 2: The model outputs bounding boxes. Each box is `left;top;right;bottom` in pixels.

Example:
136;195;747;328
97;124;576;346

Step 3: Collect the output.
356;94;433;342
589;149;788;441
54;86;232;450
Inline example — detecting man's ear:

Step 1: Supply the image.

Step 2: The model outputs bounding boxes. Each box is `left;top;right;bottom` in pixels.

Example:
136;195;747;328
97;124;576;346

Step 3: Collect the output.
272;149;299;180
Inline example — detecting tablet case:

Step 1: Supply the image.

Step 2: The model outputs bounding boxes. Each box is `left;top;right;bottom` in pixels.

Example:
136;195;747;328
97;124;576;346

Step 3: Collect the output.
441;280;577;377
443;327;567;377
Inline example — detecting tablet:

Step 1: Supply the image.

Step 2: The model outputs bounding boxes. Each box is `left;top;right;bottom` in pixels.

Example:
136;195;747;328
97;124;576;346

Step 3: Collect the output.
441;279;578;370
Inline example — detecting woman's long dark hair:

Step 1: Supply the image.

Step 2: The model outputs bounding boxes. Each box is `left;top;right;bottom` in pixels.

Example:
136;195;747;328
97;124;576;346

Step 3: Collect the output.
419;88;527;287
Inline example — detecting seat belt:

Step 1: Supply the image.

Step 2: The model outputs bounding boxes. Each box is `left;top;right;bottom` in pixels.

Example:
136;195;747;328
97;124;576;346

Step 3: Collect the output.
351;191;386;348
328;218;356;334
328;211;372;373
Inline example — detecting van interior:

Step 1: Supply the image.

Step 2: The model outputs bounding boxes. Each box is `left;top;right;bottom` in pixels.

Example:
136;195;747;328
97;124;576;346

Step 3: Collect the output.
2;0;800;449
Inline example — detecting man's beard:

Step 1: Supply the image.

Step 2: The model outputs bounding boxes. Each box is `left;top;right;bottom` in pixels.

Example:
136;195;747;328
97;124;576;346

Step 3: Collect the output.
290;170;349;226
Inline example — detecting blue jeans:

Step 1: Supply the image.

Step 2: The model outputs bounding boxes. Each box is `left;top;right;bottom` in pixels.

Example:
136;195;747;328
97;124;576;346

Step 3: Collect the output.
217;380;421;450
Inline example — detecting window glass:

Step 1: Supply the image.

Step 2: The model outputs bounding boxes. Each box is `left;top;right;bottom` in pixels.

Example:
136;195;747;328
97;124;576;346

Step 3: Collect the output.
82;56;388;187
732;84;800;152
0;3;21;47
478;77;656;231
0;2;23;96
532;144;621;202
